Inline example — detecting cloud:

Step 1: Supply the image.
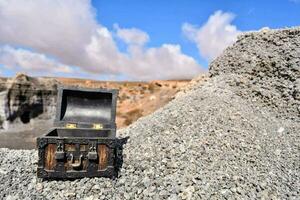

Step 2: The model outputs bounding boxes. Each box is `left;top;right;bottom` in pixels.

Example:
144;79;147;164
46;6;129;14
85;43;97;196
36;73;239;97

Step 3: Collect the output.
182;10;241;61
114;24;149;46
0;0;97;67
0;0;202;80
0;46;73;74
85;27;201;80
127;44;201;80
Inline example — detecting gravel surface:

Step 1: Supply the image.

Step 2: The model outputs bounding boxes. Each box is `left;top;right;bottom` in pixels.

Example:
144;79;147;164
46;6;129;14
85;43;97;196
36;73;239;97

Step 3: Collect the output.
0;27;299;200
210;27;300;121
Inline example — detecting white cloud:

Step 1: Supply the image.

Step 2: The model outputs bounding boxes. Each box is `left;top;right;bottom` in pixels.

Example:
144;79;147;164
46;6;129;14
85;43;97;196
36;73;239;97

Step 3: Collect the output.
0;0;97;67
0;0;202;80
114;24;149;46
182;10;241;61
0;46;73;74
84;27;127;74
84;27;201;80
126;44;201;80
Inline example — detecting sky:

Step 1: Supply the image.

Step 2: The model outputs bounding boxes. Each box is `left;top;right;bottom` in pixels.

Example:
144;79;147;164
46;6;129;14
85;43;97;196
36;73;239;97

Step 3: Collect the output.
0;0;299;80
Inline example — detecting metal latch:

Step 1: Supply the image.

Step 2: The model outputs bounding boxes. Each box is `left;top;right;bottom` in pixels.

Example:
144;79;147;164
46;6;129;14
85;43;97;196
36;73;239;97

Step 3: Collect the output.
69;154;83;169
55;142;65;160
88;143;98;160
66;123;77;129
92;123;103;130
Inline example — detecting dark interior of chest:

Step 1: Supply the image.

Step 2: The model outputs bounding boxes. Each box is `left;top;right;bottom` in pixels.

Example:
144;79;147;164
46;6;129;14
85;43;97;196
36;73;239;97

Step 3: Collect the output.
60;89;113;123
46;128;111;138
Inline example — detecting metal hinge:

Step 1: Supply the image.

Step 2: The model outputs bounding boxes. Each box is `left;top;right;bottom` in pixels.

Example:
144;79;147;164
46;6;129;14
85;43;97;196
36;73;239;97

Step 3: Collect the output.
92;123;103;130
66;123;77;129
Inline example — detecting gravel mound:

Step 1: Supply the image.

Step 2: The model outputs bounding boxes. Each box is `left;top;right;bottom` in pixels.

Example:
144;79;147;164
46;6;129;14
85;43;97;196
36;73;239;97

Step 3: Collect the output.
1;27;300;200
210;27;300;120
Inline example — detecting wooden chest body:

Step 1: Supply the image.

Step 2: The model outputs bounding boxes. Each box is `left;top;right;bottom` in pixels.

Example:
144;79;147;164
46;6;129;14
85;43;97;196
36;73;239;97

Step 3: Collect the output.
37;134;121;179
37;86;121;179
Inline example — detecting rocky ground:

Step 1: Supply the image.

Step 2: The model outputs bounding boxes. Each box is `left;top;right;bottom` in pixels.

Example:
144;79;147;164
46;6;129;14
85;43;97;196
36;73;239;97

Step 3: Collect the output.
0;27;299;199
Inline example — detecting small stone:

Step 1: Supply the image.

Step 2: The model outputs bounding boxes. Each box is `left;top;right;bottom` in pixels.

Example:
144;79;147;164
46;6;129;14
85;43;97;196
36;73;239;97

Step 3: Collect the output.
92;184;101;190
124;193;131;200
0;169;7;175
84;196;95;200
159;189;168;197
277;127;285;133
5;195;19;200
275;149;281;156
168;194;179;200
142;177;151;187
36;183;43;191
236;187;243;195
65;192;76;197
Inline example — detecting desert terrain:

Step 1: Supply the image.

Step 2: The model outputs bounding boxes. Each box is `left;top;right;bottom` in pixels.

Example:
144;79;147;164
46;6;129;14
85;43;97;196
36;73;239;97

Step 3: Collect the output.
0;74;207;149
57;77;205;128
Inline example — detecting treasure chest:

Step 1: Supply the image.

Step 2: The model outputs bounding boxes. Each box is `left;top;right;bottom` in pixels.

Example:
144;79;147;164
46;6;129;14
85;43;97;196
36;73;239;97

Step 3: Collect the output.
37;86;122;179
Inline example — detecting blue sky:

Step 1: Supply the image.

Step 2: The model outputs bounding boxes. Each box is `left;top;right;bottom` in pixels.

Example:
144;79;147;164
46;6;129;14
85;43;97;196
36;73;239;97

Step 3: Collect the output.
0;0;299;80
94;0;300;67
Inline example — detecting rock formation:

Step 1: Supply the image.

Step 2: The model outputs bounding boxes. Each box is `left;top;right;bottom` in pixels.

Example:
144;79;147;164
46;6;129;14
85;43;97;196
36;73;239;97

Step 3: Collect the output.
0;73;58;129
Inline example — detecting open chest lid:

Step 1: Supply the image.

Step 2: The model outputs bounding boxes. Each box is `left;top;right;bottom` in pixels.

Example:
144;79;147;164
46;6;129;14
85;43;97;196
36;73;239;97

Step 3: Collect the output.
54;86;118;129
